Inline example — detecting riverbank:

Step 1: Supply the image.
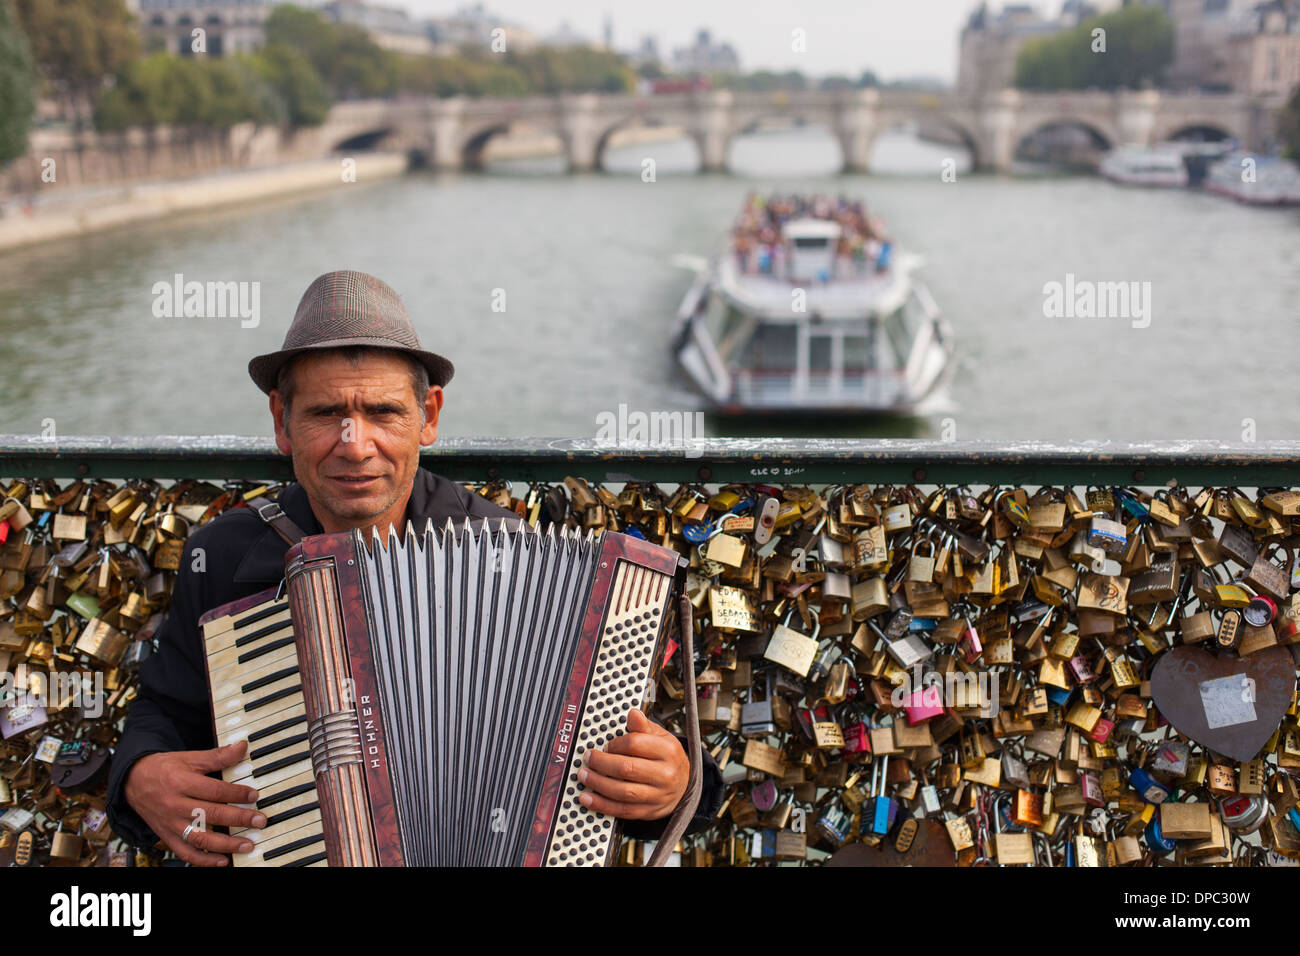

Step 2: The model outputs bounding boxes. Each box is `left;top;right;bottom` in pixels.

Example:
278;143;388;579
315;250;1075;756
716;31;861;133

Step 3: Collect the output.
0;151;408;252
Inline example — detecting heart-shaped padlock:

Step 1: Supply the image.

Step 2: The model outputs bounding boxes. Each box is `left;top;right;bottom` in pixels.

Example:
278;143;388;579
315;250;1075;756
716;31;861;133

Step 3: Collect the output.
1149;645;1294;762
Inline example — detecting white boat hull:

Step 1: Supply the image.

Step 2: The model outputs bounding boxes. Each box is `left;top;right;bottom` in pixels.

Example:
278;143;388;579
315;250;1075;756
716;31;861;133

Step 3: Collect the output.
671;267;955;417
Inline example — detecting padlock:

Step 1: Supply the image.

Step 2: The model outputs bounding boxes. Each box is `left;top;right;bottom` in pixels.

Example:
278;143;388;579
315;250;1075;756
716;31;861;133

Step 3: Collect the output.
993;795;1034;865
813;798;853;849
1216;607;1243;651
907;537;937;583
1000;742;1031;790
868;616;931;669
1245;543;1291;602
1086;516;1127;554
882;503;912;533
865;754;895;836
958;610;982;664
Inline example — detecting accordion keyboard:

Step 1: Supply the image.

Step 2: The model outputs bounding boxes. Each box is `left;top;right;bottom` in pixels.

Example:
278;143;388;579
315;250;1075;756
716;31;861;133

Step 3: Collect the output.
201;594;328;867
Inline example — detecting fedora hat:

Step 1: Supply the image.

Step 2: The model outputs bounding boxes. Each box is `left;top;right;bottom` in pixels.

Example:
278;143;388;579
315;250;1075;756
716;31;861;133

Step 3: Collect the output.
248;270;454;395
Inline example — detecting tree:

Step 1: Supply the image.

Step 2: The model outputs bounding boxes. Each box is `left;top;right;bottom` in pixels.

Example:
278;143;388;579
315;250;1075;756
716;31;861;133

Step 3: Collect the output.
94;53;273;130
263;4;335;76
0;0;36;163
253;44;329;126
507;47;634;94
1014;5;1173;91
330;23;397;99
265;5;393;100
94;55;200;128
197;58;268;127
14;0;139;127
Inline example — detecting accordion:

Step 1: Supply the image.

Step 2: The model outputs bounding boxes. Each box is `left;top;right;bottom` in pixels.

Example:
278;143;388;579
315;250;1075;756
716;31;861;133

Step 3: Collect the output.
199;518;693;867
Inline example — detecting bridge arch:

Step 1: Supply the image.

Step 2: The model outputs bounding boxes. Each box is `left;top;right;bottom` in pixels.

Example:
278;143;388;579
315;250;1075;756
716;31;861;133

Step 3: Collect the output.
332;127;396;152
459;121;569;171
866;112;982;171
1016;118;1116;150
730;111;834;136
1156;120;1240;144
709;108;844;173
592;115;698;170
1011;117;1116;168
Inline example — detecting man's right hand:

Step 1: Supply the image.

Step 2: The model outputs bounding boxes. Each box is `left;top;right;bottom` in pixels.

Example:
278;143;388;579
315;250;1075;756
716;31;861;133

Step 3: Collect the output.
124;740;267;867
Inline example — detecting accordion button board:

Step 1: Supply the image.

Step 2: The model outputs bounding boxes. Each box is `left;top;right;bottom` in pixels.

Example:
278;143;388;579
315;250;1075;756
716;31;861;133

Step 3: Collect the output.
541;560;669;866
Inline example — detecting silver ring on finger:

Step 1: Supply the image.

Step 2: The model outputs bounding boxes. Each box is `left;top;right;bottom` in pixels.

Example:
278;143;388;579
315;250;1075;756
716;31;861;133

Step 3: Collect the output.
181;822;198;844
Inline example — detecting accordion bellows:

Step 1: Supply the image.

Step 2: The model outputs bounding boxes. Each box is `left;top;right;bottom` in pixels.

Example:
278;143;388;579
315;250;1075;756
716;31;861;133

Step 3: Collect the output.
202;517;682;867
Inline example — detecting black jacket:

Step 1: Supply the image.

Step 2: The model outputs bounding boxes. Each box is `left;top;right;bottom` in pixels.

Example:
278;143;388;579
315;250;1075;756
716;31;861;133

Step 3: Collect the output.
106;467;721;852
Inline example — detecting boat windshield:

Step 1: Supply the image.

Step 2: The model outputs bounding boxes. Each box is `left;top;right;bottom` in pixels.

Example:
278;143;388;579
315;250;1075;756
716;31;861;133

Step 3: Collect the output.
733;322;797;372
704;298;759;361
878;292;927;368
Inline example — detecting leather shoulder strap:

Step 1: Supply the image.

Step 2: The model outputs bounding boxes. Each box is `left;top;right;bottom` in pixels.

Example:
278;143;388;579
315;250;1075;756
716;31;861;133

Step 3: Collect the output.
248;496;308;546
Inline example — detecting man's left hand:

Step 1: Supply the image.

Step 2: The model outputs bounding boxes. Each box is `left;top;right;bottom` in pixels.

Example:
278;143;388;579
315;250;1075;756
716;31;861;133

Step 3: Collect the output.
578;709;689;820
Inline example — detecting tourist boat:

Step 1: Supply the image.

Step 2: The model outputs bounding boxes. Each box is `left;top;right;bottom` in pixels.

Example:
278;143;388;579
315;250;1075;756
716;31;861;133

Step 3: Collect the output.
671;197;954;416
1099;144;1191;187
1203;151;1300;205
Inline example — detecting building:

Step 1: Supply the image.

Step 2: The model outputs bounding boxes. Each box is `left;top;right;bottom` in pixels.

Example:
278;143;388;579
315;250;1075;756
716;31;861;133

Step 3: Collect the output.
627;35;664;71
541;20;594;48
138;0;269;56
1224;0;1300;96
318;0;434;55
957;0;1298;96
670;29;740;75
427;3;538;55
1133;0;1300;94
956;4;1065;94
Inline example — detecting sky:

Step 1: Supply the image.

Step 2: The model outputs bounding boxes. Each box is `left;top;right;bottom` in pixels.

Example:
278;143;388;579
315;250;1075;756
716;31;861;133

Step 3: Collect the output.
391;0;1012;84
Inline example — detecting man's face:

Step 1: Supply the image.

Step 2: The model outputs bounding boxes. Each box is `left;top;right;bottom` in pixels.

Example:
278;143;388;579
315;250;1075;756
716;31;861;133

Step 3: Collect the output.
269;351;443;531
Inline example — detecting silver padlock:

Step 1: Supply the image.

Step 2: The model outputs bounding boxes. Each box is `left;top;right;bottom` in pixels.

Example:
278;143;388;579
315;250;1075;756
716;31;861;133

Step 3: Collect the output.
869;617;932;669
740;670;777;737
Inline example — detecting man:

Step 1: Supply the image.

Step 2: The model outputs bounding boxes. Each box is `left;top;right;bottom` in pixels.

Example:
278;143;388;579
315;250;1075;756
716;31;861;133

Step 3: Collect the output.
107;270;721;866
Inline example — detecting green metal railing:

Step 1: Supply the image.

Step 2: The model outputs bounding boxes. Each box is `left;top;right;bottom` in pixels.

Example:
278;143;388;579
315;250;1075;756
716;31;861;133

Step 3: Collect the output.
2;435;1300;487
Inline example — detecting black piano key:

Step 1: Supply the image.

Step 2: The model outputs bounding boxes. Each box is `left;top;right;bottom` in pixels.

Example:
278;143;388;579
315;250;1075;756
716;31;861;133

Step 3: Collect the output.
237;635;294;665
252;749;311;778
245;684;302;712
264;801;320;827
232;602;287;631
257;781;317;811
241;665;300;694
234;620;293;649
264;833;325;862
249;732;308;761
282;851;328;868
247;715;306;744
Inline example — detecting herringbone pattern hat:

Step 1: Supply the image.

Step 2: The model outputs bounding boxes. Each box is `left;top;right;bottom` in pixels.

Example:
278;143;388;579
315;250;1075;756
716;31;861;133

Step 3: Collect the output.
248;270;454;394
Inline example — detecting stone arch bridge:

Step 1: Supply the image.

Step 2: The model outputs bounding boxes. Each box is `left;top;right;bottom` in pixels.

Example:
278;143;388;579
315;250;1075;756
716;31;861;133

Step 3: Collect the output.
320;88;1280;173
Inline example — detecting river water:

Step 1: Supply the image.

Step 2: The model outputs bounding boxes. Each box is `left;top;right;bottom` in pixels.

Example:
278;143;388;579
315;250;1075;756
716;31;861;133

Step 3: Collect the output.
1;130;1298;443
